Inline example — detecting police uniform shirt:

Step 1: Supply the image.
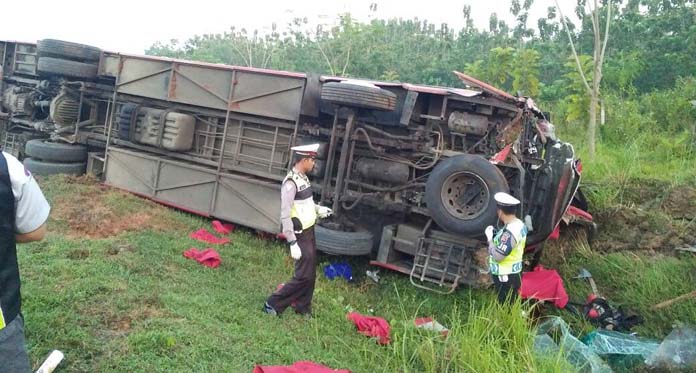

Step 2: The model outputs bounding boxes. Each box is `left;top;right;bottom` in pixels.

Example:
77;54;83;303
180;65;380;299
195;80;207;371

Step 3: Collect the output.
280;172;298;243
489;228;518;262
2;152;51;233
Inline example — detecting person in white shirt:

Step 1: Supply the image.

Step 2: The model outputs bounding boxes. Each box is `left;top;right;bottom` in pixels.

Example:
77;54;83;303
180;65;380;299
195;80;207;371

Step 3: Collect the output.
0;151;51;372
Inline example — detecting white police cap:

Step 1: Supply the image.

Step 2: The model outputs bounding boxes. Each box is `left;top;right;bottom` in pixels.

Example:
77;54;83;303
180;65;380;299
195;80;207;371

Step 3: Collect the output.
494;192;520;206
291;143;320;157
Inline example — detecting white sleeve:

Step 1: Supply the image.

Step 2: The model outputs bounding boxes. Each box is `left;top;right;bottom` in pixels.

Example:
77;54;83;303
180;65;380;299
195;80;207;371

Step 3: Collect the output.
4;152;51;234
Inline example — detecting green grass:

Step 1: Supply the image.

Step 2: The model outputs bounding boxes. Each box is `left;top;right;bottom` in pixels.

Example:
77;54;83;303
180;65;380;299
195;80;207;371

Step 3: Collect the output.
543;234;696;339
19;158;696;371
19;176;571;372
558;124;696;195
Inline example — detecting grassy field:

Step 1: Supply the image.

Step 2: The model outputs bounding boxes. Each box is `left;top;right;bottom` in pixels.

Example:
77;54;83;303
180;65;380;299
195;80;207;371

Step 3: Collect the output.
19;176;570;372
17;172;696;372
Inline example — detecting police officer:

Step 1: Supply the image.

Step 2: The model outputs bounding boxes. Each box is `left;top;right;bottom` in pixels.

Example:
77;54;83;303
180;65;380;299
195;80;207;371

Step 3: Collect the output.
264;144;332;316
485;192;527;304
0;151;51;372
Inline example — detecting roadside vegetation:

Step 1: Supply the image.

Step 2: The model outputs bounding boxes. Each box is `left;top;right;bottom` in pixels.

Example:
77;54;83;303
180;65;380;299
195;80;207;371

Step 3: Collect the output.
18;0;696;371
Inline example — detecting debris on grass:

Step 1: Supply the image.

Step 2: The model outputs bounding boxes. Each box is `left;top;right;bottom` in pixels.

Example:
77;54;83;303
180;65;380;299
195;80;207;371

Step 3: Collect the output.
535;316;612;373
212;220;235;235
646;326;696;370
365;270;380;283
520;265;569;308
414;317;449;337
253;361;350;373
183;248;221;268
189;228;230;245
347;311;391;345
323;262;353;281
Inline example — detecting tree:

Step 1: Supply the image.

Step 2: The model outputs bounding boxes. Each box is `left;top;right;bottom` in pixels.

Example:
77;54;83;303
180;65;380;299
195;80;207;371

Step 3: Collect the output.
555;0;613;158
563;55;593;123
510;0;536;46
487;47;516;88
512;49;540;97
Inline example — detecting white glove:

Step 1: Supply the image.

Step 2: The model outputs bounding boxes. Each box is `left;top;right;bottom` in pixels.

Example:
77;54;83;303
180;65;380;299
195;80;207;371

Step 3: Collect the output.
316;205;333;219
289;242;302;260
485;225;495;242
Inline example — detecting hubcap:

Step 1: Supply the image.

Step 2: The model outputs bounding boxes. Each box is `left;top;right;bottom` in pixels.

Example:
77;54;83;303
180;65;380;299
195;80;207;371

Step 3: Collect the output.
440;172;490;220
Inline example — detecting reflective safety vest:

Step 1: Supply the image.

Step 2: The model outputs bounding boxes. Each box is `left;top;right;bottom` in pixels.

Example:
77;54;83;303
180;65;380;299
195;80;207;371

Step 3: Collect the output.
284;170;317;232
489;219;527;276
0;154;20;330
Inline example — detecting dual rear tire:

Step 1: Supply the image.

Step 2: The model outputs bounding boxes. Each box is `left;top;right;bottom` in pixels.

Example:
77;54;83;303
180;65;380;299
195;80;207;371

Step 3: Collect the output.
36;39;100;79
23;139;87;176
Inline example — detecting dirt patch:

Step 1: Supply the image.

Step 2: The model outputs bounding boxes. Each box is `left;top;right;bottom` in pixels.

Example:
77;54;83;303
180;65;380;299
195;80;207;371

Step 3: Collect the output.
573;182;696;253
82;292;171;339
50;177;185;239
105;305;169;333
660;186;696;220
592;206;690;252
613;179;670;207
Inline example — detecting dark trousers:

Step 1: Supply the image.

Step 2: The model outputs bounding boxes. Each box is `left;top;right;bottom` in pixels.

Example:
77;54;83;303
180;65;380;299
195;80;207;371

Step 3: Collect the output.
0;315;31;373
492;272;522;305
267;227;317;314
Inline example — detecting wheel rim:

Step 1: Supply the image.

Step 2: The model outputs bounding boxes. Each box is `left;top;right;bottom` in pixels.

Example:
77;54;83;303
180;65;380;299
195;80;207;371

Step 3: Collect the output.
440;171;490;220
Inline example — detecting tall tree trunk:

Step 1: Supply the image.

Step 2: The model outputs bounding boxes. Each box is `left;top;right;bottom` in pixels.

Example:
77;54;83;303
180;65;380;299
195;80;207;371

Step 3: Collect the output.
556;0;611;159
588;92;598;156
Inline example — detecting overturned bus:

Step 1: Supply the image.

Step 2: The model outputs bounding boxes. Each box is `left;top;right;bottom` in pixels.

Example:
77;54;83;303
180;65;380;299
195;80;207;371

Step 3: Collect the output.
0;39;593;292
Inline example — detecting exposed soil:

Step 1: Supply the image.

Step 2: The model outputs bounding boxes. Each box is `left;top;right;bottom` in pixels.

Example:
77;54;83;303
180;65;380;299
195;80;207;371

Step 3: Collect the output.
583;182;695;253
592;206;689;252
660;185;696;221
50;176;186;239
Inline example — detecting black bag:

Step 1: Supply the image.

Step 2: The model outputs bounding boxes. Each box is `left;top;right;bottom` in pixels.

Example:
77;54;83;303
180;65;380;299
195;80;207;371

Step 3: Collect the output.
583;297;643;332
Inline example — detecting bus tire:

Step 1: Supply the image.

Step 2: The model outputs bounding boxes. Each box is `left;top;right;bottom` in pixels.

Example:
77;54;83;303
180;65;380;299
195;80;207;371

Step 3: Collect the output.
315;224;374;256
425;154;509;236
37;57;98;79
37;39;101;62
23;158;86;176
321;82;397;111
25;139;87;163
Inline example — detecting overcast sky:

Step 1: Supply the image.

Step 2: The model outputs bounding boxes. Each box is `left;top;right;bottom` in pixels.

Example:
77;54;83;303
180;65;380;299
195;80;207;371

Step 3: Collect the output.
1;0;578;54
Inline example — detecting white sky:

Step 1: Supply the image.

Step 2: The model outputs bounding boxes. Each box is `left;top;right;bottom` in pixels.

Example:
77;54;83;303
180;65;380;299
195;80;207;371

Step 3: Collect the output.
1;0;578;54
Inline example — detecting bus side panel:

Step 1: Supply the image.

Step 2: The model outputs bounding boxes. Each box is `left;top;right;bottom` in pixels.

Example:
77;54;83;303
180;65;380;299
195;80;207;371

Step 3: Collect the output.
105;146;280;233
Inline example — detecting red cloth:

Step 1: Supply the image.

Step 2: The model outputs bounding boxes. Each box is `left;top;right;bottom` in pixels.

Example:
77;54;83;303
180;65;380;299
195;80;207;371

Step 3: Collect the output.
346;312;391;345
183;248;221;268
190;228;230;245
520;265;569;308
212;220;235;235
253;361;350;373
